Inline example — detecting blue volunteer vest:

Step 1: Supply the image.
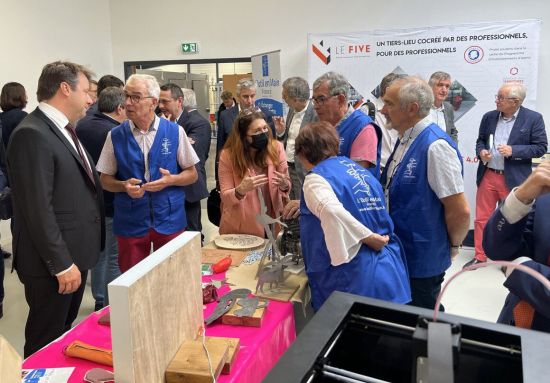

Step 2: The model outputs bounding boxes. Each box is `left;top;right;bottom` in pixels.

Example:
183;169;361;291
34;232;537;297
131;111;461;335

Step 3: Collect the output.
337;109;383;179
111;118;187;237
300;156;411;311
381;124;462;278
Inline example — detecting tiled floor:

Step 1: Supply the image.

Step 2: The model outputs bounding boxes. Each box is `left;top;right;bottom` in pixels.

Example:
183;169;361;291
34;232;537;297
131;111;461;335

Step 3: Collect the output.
0;138;509;356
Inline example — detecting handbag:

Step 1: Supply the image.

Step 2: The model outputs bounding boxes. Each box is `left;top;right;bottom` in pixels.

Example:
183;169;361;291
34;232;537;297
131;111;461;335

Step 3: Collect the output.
207;188;221;226
0;187;12;220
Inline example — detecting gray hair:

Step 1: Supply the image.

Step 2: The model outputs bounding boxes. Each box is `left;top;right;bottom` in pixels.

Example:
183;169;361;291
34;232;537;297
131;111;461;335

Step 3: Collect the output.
126;74;160;99
428;71;451;87
380;73;406;98
98;86;125;114
313;71;350;100
182;88;197;109
236;78;255;96
282;77;310;101
397;76;434;118
503;82;526;103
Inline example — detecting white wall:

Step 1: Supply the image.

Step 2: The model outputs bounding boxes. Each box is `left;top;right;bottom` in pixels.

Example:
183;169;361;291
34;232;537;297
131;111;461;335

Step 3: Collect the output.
0;0;114;111
109;0;550;118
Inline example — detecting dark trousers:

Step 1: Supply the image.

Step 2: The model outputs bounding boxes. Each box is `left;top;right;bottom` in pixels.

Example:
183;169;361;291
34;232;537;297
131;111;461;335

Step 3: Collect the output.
409;272;445;311
22;270;88;357
0;253;4;304
185;199;204;244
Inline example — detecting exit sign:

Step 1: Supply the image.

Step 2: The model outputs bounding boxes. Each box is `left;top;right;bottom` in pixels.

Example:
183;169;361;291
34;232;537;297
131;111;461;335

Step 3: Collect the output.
181;42;199;54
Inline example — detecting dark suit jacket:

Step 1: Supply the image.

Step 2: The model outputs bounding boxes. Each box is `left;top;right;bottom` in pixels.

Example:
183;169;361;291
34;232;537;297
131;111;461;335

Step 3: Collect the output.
7;108;104;279
483;193;550;332
1;108;28;149
76;111;118;217
442;101;458;143
476;106;547;189
178;110;210;203
280;102;317;183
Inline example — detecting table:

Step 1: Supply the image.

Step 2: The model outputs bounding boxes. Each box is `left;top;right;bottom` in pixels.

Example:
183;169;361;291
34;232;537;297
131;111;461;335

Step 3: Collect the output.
23;277;296;383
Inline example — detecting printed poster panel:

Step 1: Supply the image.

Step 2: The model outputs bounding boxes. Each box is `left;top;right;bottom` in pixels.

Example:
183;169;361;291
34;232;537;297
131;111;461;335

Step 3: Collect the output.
308;20;542;222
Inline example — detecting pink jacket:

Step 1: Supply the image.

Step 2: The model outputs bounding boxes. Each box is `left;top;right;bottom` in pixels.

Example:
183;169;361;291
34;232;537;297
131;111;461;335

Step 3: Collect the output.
218;141;289;237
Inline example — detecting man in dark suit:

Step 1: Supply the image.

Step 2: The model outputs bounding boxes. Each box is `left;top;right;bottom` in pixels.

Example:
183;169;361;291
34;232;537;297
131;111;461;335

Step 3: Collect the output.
428;71;458;143
483;160;550;332
215;78;274;185
7;61;104;357
159;84;210;240
76;87;126;310
85;74;124;117
273;77;317;200
464;83;547;268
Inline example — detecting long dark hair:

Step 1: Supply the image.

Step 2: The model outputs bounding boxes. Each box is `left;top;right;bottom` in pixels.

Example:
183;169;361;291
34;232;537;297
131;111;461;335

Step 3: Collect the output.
224;108;279;178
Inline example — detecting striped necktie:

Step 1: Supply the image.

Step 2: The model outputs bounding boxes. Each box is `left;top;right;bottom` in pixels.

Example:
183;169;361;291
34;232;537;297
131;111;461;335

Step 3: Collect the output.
65;124;95;185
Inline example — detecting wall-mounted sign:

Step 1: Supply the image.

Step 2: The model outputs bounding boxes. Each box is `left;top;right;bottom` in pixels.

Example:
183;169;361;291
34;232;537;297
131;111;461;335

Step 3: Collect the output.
181;42;199;54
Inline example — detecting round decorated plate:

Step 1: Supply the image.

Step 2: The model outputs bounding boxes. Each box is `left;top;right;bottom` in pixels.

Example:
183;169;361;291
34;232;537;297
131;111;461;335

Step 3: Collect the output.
214;234;265;250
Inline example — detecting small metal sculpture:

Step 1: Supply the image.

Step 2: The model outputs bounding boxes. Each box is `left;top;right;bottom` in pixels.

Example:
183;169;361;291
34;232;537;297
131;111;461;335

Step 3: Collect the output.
233;297;269;317
204;288;251;325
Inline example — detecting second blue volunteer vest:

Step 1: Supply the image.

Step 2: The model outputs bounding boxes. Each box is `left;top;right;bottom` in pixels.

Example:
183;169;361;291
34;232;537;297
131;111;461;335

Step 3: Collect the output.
300;156;411;311
337;109;383;179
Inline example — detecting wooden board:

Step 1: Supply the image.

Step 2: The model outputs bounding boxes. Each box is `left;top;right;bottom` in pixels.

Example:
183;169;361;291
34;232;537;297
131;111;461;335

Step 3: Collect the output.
221;303;265;327
109;232;203;383
0;335;21;383
255;284;299;302
201;248;249;267
166;337;229;383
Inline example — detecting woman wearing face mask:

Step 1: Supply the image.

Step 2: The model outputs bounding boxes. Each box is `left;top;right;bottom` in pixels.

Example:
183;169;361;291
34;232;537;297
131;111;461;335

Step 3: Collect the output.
218;108;290;237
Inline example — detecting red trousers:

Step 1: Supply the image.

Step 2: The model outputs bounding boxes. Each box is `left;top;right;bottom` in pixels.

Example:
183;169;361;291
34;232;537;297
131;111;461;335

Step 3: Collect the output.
117;229;184;273
474;170;510;261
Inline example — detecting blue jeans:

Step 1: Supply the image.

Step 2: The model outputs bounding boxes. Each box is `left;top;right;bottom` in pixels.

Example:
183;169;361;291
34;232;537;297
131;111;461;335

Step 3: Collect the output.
91;217;120;307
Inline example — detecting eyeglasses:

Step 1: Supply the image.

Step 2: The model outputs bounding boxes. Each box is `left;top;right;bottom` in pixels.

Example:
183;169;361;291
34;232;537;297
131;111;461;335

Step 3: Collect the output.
311;94;338;106
124;93;155;104
495;95;518;101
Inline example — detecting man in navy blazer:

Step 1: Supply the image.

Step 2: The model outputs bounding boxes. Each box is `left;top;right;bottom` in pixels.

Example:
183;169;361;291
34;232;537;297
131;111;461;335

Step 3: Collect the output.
159;84;209;239
215;78;274;186
483;160;550;333
464;83;547;268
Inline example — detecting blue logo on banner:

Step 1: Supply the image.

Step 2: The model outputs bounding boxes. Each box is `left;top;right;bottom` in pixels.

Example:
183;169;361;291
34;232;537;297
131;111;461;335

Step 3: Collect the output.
262;55;269;77
256;98;283;117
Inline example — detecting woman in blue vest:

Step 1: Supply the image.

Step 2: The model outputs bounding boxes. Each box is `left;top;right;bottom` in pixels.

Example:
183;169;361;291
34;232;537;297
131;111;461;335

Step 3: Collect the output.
218;108;290;237
295;121;411;311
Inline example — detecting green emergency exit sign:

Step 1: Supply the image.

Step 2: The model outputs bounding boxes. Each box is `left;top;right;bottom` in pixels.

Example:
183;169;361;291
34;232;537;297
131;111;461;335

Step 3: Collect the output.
181;42;199;54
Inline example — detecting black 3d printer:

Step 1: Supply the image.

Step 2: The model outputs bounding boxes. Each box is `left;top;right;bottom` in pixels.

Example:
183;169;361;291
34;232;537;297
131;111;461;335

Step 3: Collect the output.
264;292;550;383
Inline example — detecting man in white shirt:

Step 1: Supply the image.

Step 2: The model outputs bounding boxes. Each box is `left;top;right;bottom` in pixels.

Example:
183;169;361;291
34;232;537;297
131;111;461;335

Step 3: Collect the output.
380;76;470;310
273;77;317;199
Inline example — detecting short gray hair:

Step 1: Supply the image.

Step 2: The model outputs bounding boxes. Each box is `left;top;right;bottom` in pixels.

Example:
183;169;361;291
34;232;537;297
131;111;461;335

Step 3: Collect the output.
182;88;197;109
126;74;160;99
282;77;310;101
428;71;451;87
98;86;125;113
397;76;434;118
503;82;526;103
380;73;406;98
236;78;255;96
313;71;350;100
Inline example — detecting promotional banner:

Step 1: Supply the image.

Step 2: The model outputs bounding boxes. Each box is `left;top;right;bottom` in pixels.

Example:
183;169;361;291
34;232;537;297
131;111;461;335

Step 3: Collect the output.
252;50;283;116
308;19;542;222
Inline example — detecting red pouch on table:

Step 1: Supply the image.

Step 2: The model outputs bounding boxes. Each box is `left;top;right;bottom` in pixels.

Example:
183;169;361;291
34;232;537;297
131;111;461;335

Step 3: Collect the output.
63;340;113;366
203;284;219;304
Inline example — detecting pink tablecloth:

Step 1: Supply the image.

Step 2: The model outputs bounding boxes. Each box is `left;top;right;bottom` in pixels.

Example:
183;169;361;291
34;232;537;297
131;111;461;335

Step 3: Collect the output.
23;275;296;383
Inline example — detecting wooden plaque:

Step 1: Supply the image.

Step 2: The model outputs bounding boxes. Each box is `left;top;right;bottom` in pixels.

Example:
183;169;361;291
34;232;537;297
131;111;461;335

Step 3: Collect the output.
221;303;265;327
109;232;203;383
0;336;21;383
